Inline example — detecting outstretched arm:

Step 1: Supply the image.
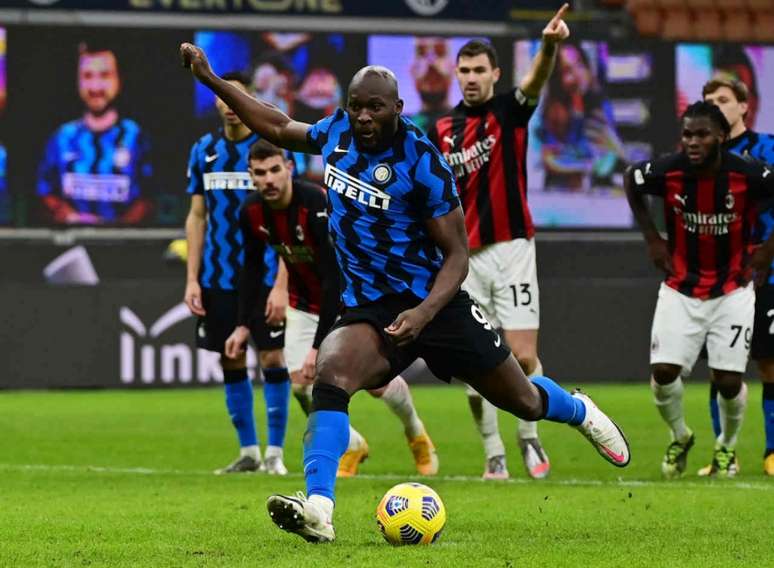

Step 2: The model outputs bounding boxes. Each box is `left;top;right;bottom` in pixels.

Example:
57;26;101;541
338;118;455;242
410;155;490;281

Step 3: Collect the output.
180;43;316;153
519;3;570;98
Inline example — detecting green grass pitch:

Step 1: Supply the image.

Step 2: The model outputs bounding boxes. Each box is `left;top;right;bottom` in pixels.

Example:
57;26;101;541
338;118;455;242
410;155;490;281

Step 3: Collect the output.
1;383;770;567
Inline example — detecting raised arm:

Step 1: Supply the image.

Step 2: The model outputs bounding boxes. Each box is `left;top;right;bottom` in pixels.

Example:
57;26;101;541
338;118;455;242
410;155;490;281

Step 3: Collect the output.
518;3;570;99
180;43;316;154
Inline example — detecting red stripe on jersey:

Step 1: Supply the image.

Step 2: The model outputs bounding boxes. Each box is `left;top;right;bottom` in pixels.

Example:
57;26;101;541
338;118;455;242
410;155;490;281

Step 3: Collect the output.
246;202;266;240
461;115;485;249
514;127;534;239
694;176;717;298
487;114;510;243
290;206;323;314
665;172;688;289
723;171;748;295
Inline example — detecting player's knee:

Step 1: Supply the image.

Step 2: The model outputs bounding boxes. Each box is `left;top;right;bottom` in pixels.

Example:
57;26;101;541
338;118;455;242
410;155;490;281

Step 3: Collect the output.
757;359;774;382
651;364;680;385
712;371;743;399
221;352;246;370
259;349;285;369
314;353;361;394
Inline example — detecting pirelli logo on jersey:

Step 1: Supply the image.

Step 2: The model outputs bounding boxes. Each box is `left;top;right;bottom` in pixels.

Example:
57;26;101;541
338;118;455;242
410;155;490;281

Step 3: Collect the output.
62;173;131;203
324;163;391;210
202;172;254;191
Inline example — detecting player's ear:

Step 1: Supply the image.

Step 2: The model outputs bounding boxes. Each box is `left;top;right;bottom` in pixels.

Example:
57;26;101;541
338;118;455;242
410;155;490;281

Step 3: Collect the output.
395;98;404;115
492;66;501;84
739;100;749;119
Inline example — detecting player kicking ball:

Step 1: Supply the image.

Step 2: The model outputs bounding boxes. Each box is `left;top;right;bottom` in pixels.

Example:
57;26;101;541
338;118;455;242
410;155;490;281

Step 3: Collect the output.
225;140;438;478
182;43;630;544
625;101;774;479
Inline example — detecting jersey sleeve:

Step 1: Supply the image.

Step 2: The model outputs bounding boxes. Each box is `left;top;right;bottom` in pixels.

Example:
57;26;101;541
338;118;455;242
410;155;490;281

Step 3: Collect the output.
186;140;204;196
626;159;664;196
305;109;345;155
237;200;268;327
501;88;539;127
412;147;461;219
751;163;774;201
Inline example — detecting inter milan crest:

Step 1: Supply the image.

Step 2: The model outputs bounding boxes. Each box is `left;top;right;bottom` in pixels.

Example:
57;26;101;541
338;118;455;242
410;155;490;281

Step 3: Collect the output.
373;164;393;184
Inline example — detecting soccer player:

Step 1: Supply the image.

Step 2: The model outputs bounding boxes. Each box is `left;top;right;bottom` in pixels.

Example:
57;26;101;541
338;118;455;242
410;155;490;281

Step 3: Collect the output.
181;42;630;544
428;6;570;480
184;72;291;475
702;78;774;476
226;139;438;477
625;101;774;479
37;43;152;225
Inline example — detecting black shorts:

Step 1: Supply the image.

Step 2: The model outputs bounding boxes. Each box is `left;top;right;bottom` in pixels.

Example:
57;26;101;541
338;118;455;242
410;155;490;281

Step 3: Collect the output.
752;283;774;360
328;290;511;383
196;287;285;354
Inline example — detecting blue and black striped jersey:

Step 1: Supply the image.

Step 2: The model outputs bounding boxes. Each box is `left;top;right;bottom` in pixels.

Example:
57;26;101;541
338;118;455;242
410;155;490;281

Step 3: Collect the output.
306;108;460;307
37;118;151;223
0;143;7;224
726;130;774;282
187;130;278;291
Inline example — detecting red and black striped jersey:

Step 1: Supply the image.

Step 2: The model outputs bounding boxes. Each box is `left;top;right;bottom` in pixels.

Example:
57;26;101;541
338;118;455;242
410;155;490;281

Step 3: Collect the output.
428;88;538;248
629;152;774;299
238;180;339;348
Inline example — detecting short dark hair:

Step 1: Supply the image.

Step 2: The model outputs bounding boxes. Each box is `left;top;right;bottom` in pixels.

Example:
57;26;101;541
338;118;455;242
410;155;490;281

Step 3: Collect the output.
221;71;251;89
249;139;285;162
456;39;498;69
681;100;731;137
702;78;749;103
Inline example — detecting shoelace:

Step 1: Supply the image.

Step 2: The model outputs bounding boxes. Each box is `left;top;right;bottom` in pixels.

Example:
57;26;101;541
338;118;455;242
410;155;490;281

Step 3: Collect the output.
665;441;687;463
714;449;734;470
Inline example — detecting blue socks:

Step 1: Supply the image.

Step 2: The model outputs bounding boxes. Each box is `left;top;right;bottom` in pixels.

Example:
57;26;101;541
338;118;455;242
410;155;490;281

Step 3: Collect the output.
223;369;258;448
263;367;291;448
531;376;586;426
710;383;721;438
304;384;351;501
764;383;774;455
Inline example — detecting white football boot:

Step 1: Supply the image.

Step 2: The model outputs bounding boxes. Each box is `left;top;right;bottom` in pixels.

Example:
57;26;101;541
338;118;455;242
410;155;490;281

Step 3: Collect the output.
264;446;288;476
267;493;335;543
572;390;631;467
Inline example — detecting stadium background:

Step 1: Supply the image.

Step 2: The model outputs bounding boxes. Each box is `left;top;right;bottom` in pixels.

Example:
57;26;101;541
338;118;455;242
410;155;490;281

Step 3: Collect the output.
1;0;772;388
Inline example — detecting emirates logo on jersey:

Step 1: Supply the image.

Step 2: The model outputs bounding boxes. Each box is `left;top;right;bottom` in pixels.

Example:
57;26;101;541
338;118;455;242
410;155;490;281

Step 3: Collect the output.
442;134;496;178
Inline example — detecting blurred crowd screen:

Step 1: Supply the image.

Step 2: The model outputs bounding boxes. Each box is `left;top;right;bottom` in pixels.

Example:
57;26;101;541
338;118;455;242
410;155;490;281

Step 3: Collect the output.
676;44;774;136
0;27;7;225
514;40;656;228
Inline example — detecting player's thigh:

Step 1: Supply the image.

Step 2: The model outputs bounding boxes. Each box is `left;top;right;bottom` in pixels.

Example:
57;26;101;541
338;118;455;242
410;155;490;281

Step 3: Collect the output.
706;284;755;373
503;329;538;365
491;238;540;332
650;283;706;372
751;283;774;368
463;248;500;328
251;286;286;358
464;355;543;420
196;288;237;355
316;322;393;394
284;306;317;374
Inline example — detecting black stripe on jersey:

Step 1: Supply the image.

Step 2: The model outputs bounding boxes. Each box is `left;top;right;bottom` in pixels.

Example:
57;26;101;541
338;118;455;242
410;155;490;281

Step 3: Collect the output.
678;176;700;296
223;141;244;287
710;173;731;297
500;107;527;239
365;145;414;293
112;122;127;174
473;114;494;244
89;131;102;175
286;201;313;313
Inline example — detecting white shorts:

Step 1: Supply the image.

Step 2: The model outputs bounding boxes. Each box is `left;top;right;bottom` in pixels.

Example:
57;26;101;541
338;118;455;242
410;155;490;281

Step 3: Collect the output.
284;306;318;373
462;238;539;331
650;282;755;373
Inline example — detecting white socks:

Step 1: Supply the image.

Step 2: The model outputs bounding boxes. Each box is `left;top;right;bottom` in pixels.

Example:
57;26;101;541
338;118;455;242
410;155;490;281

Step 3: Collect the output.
466;384;506;459
347;425;366;451
651;376;691;442
377;375;425;438
717;382;748;449
240;444;261;460
265;445;283;459
518;359;544;439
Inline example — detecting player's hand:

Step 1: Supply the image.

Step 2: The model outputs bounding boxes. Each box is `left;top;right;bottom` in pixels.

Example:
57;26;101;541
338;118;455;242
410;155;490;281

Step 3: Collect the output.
265;286;289;325
180;42;214;82
184;280;206;316
647;237;673;276
224;325;250;360
542;3;570;45
749;246;773;287
301;348;318;382
385;306;432;347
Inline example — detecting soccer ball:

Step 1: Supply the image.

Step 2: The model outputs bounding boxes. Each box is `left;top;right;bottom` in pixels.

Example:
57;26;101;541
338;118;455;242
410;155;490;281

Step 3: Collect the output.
375;482;446;545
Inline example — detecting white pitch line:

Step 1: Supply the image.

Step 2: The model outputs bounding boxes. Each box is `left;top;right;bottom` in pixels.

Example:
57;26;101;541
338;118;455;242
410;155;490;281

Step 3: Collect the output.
0;463;771;491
